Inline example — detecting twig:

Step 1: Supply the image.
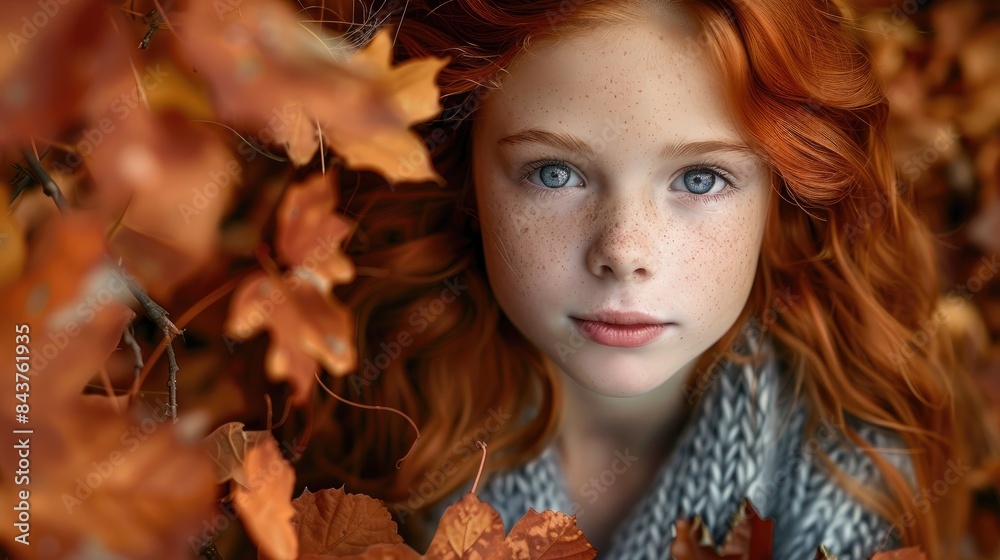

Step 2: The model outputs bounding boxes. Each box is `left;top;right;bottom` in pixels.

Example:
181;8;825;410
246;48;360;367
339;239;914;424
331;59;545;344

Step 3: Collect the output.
24;150;184;422
198;540;224;560
20;148;68;212
122;323;144;378
118;263;182;424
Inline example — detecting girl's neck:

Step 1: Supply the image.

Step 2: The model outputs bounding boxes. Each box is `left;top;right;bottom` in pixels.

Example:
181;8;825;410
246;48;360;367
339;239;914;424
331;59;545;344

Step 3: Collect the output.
555;358;698;463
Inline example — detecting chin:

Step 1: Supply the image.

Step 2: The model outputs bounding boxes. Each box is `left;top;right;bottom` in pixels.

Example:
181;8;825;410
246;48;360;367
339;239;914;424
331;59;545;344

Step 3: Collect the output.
562;364;677;398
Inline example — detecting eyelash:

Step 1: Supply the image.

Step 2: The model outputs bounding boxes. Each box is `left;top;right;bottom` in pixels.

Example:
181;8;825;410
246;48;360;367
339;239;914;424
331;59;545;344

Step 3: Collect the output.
517;159;741;204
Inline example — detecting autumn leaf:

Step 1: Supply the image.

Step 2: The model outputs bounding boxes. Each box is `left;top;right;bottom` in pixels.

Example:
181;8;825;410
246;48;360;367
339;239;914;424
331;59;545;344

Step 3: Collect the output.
175;0;448;183
504;509;599;559
292;487;403;556
224;270;357;404
0;214;217;559
201;421;273;485
233;433;299;560
670;499;774;560
0;198;27;287
276;174;356;291
0;0;130;146
424;492;506;558
86;109;238;300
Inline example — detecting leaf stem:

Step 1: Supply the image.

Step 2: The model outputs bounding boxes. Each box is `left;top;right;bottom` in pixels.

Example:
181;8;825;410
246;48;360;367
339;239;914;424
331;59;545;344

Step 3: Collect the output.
472;441;487;494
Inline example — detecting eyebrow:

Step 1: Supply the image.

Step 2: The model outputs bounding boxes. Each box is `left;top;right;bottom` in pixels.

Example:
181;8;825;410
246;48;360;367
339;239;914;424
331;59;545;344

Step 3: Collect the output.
496;128;758;160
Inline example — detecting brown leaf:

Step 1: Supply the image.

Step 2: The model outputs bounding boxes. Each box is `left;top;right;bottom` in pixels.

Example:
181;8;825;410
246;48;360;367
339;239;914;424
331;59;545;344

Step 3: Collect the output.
233;434;299;560
292;487;403;556
276;174;356;290
425;493;506;558
296;490;595;559
332;543;424;560
328;27;450;185
0;212;113;323
0;201;27;287
0;0;130;146
201;421;273;485
669;499;774;560
87;110;238;300
224;270;356;403
175;0;448;183
0;214;216;559
505;509;597;559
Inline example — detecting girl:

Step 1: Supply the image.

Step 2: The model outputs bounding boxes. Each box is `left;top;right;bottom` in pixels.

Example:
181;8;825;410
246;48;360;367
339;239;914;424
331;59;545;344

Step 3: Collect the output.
318;0;993;558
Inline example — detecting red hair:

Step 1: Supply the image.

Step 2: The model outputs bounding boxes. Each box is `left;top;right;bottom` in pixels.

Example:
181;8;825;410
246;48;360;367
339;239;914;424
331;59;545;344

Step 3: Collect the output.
307;1;993;556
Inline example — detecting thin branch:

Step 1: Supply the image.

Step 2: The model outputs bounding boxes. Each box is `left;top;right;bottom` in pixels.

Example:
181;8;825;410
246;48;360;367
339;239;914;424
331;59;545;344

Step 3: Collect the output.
25;151;184;422
21;148;68;212
122;323;144;378
198;540;224;560
165;334;179;423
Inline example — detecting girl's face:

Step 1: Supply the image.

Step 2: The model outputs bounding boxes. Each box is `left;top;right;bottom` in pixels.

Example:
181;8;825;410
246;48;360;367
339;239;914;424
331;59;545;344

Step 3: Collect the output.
472;15;771;397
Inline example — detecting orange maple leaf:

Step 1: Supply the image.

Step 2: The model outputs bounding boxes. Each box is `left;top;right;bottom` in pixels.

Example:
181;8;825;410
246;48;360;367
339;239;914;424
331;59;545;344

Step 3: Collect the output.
175;0;448;184
292;487;404;556
234;434;299;560
224;270;357;403
296;491;596;559
275;174;356;291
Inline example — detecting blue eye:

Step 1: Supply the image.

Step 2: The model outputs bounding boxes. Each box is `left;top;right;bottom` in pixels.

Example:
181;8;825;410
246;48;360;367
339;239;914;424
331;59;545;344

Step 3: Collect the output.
675;167;734;197
522;161;582;190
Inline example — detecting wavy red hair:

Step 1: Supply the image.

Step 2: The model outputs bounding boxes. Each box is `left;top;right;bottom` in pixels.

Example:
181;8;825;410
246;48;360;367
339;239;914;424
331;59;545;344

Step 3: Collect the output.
308;1;995;556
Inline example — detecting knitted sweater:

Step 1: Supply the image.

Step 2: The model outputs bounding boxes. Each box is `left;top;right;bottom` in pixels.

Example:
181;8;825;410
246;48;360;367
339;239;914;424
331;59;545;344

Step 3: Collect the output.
424;334;915;559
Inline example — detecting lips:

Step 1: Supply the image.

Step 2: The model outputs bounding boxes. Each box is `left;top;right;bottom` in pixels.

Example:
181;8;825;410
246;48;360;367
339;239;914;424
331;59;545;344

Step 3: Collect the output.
570;312;673;348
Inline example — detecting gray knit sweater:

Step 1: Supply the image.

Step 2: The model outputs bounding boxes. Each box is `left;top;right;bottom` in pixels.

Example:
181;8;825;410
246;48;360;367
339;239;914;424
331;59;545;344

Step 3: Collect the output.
425;333;914;559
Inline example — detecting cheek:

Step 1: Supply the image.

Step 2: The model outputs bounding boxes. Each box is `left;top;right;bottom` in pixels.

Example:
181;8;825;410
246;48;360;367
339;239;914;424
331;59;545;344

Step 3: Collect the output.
477;187;566;298
678;206;766;314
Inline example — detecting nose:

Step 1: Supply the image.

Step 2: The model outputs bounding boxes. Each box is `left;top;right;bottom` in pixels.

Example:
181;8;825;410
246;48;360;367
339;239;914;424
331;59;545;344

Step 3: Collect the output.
585;193;659;282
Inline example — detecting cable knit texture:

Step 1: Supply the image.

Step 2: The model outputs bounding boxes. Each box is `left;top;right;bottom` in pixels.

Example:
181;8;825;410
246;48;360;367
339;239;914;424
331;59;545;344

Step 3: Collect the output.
424;332;915;559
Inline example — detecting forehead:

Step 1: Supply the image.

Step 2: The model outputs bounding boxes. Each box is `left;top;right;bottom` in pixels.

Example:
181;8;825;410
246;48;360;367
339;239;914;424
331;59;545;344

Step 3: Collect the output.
476;17;744;151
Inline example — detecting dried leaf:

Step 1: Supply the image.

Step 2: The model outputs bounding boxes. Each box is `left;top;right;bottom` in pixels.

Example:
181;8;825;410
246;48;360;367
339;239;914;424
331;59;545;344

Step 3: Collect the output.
0;214;216;559
292;487;403;556
233;434;299;560
332;543;424;560
0;202;27;287
201;421;272;485
87;110;237;299
425;493;506;558
0;0;129;145
505;509;597;559
669;499;774;560
224;270;356;403
176;0;448;183
275;174;356;290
